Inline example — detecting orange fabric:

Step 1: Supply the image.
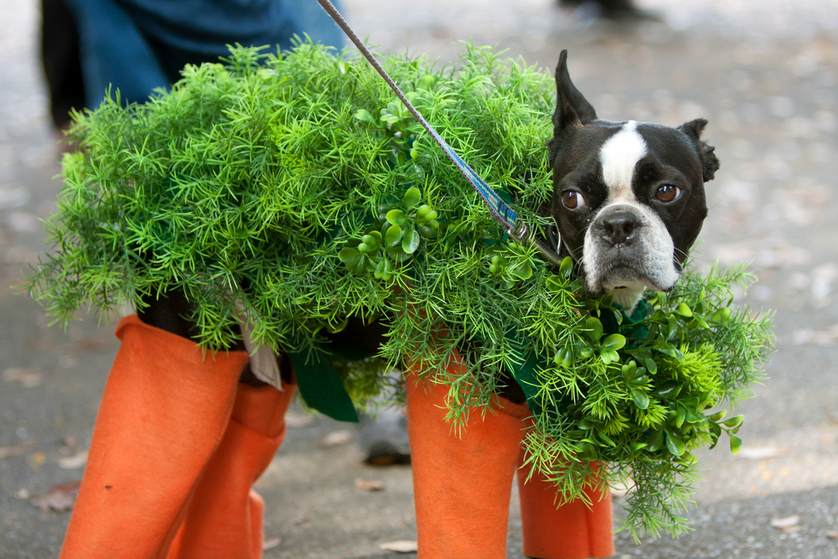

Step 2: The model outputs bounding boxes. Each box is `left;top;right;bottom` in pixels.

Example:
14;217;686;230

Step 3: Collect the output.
61;315;249;559
167;383;296;559
406;364;614;559
406;370;529;559
517;466;614;559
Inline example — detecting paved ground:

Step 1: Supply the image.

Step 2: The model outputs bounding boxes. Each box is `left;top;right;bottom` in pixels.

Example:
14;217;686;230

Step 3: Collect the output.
1;1;837;558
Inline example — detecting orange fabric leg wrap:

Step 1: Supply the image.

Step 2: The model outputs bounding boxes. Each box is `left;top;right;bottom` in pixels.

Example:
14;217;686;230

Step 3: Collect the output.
406;371;529;559
517;465;614;559
167;383;296;559
60;315;248;559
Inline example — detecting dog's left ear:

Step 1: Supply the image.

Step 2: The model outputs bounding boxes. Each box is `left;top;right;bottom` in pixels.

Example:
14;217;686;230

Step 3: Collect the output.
679;118;720;182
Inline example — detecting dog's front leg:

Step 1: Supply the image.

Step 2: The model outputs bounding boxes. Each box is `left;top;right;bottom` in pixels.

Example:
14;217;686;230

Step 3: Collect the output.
406;370;529;559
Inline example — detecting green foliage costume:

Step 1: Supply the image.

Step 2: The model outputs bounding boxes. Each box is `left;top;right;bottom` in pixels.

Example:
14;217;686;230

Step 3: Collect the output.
30;43;772;538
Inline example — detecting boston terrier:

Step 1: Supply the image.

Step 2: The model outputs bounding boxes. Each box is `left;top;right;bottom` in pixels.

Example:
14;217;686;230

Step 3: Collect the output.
548;50;719;309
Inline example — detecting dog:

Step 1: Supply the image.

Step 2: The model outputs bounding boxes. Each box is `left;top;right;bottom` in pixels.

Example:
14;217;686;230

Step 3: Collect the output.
129;49;720;558
548;51;719;310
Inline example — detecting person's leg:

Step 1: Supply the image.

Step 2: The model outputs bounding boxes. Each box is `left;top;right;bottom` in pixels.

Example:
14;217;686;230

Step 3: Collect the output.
65;0;168;107
406;368;529;559
517;463;614;559
167;382;296;559
60;315;248;559
40;0;85;129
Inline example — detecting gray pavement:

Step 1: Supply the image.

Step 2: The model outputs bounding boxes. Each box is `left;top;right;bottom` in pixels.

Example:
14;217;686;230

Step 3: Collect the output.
1;1;837;557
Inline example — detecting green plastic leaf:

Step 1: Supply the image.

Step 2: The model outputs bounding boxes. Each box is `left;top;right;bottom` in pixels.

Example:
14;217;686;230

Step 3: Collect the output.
361;231;382;250
600;350;620;364
601;333;627;352
665;431;685;457
507;260;533;281
722;415;744;430
729;433;742;454
385;224;403;247
559;256;573;278
416;204;438;224
583;317;603;343
374;257;393;280
401;228;420;254
708;410;727;422
386;209;407;226
630;388;650;410
675;406;687;428
353;108;374;123
676;303;693;317
338;247;361;268
648;430;664;452
403;186;421;209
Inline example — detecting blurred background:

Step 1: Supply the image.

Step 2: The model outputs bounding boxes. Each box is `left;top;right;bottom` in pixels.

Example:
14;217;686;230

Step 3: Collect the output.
1;0;837;557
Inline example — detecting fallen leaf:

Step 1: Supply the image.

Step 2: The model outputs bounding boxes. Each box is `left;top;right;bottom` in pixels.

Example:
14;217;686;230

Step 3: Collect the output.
771;515;801;533
737;446;783;460
0;443;31;459
262;536;281;551
31;480;80;512
379;540;418;553
321;430;352;447
2;367;44;387
30;451;47;468
355;478;385;492
73;337;110;352
791;325;838;346
58;450;88;469
284;412;315;428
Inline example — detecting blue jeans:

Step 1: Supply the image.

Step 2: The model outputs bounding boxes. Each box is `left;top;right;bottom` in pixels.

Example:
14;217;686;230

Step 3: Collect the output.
66;0;344;107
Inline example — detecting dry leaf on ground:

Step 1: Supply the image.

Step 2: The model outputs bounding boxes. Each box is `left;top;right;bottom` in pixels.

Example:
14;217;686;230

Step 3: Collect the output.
0;443;32;459
284;412;315;428
355;478;385;492
771;515;801;533
737;446;783;460
379;540;418;553
320;430;353;447
58;450;88;469
31;480;80;512
2;367;44;387
262;536;281;551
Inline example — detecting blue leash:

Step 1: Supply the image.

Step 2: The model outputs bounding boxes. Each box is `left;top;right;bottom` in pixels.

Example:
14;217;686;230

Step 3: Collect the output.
315;0;563;266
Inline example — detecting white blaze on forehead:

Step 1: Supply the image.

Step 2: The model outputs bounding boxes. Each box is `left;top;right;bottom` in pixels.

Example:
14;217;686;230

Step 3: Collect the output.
599;121;647;202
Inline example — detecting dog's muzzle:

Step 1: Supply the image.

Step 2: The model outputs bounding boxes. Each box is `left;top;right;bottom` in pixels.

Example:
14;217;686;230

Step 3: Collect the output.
583;203;680;299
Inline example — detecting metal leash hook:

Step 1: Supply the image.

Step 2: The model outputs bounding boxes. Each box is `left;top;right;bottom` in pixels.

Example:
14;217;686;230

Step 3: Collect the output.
314;0;565;266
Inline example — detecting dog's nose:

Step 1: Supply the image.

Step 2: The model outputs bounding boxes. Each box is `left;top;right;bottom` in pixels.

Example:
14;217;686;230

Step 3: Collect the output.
600;209;642;246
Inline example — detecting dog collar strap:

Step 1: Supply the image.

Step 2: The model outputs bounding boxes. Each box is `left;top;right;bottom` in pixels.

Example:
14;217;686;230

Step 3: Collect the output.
315;0;563;266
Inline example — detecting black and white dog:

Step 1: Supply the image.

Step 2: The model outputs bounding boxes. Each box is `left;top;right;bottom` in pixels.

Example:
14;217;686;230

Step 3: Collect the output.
549;50;719;309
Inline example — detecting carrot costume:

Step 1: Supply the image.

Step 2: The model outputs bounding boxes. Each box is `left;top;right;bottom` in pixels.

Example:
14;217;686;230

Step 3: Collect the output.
60;316;295;559
406;369;613;559
61;316;613;559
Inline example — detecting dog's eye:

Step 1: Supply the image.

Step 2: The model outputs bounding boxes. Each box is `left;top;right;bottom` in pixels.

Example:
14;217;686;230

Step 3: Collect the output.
560;190;586;210
654;184;681;203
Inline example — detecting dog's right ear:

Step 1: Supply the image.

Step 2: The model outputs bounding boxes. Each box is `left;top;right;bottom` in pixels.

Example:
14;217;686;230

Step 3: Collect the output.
549;51;597;166
553;50;597;136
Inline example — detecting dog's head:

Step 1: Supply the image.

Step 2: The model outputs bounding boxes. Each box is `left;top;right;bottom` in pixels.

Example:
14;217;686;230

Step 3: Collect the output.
547;51;719;308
